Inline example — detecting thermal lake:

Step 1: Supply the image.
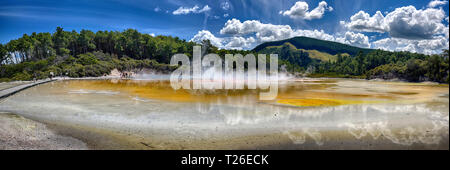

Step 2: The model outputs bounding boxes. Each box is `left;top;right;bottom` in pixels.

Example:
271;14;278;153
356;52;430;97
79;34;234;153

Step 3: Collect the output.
0;78;448;149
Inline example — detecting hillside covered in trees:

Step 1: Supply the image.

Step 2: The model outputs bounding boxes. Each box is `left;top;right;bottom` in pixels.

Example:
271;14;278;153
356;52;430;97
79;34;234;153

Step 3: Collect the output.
314;50;449;83
254;37;449;83
253;36;374;56
0;27;448;83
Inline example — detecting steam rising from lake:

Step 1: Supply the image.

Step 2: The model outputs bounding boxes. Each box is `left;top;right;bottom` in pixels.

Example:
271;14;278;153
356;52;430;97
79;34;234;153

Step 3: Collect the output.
132;67;294;81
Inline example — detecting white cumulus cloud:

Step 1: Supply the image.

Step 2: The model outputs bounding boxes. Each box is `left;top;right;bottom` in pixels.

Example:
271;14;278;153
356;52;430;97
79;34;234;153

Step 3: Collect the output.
224;37;256;50
371;36;449;54
279;1;333;20
219;18;334;43
173;5;211;15
344;6;447;40
190;30;257;50
428;0;448;8
342;11;386;33
292;29;335;42
190;30;224;48
336;32;370;48
385;6;446;39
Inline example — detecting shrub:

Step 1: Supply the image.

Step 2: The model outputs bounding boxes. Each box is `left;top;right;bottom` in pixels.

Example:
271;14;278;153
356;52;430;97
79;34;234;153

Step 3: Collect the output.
77;53;98;65
12;71;32;81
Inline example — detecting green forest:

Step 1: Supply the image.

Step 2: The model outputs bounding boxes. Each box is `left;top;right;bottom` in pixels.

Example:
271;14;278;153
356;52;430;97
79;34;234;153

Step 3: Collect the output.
314;50;449;83
254;36;449;83
0;27;201;81
0;27;448;83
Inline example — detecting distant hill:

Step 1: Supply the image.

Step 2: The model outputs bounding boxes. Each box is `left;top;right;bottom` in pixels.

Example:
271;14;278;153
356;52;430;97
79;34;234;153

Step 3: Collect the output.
252;36;373;56
252;36;375;73
259;42;350;62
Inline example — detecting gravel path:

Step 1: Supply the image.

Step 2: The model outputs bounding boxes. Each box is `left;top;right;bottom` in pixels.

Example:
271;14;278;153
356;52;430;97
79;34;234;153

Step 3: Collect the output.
0;79;54;99
0;81;32;91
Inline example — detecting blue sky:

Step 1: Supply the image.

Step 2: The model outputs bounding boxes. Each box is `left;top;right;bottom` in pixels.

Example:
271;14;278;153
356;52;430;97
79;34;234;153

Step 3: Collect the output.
0;0;448;54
